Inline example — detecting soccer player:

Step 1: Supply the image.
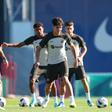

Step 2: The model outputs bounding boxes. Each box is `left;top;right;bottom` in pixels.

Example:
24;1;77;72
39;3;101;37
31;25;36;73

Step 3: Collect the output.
35;17;77;108
0;45;9;96
2;22;57;107
65;21;94;106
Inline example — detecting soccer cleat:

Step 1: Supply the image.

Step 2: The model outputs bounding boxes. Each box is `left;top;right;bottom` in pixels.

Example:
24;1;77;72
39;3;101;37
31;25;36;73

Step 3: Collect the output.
42;99;49;108
29;99;37;107
69;101;77;108
57;102;65;108
54;102;58;108
87;99;94;107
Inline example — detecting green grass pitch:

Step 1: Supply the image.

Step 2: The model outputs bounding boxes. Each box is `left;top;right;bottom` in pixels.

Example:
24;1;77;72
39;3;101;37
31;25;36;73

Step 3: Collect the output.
0;97;112;112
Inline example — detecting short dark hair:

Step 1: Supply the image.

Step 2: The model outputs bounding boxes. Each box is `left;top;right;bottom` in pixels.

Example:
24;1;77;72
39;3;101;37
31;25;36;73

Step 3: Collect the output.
65;21;74;26
52;17;64;26
33;22;43;29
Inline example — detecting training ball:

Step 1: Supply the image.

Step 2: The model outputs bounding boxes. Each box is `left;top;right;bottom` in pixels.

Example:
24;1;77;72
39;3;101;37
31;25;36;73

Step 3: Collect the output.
96;97;108;108
0;97;6;107
36;96;44;106
19;97;30;107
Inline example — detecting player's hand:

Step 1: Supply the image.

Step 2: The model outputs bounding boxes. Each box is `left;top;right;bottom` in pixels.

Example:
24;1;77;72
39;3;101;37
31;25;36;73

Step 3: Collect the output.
2;42;9;47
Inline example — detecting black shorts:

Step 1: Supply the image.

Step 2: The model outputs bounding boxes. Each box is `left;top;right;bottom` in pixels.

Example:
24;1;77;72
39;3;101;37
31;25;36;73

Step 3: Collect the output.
46;61;68;83
69;66;86;81
30;64;47;80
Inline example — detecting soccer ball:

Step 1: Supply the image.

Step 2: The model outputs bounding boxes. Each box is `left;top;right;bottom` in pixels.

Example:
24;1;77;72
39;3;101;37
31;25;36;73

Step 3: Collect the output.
96;97;108;108
19;97;30;107
0;97;6;107
36;96;44;106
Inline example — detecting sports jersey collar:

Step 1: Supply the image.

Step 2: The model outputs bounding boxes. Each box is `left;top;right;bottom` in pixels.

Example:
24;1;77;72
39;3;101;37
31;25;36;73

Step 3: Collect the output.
34;33;46;39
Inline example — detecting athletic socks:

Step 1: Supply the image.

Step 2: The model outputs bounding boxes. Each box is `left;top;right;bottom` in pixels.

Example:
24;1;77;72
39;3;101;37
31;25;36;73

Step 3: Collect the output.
86;92;91;101
54;96;58;103
32;93;36;101
69;96;75;104
60;95;64;103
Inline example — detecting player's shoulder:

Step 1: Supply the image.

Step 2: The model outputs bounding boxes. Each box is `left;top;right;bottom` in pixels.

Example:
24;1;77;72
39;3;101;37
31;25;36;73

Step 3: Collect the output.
61;33;70;39
44;32;54;41
45;32;52;37
26;35;37;40
73;34;84;41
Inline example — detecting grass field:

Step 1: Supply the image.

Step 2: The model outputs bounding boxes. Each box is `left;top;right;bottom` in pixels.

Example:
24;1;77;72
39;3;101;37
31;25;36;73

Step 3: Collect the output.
0;97;112;112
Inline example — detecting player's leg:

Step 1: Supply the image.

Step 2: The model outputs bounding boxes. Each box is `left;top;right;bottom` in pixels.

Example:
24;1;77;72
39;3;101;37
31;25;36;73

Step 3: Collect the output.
58;61;76;108
51;81;58;107
0;79;2;96
42;82;53;108
29;65;46;107
0;76;5;110
59;77;66;107
42;64;58;108
29;65;38;107
64;75;76;108
68;68;76;96
76;66;94;106
81;78;94;106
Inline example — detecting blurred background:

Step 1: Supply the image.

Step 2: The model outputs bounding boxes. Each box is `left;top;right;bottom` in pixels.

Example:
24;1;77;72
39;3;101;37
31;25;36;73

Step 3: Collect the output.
0;0;112;97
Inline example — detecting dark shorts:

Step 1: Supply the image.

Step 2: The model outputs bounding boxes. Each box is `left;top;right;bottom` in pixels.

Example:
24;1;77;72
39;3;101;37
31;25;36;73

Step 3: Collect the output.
46;61;68;83
30;64;47;80
69;66;86;81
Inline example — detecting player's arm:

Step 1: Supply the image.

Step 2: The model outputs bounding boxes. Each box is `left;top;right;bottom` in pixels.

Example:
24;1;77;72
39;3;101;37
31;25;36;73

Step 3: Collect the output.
79;45;87;59
78;45;87;64
78;37;87;62
35;46;41;67
69;42;78;68
65;34;78;68
0;47;9;68
2;36;34;48
2;42;25;48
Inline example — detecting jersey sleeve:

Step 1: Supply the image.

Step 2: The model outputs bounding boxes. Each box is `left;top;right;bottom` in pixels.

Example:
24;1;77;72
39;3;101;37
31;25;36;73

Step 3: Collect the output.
77;36;86;47
39;33;51;48
64;34;72;45
23;36;35;45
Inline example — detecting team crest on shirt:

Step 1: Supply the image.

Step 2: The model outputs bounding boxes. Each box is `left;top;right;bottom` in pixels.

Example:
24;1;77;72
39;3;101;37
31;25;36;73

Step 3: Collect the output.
51;45;55;49
49;38;65;49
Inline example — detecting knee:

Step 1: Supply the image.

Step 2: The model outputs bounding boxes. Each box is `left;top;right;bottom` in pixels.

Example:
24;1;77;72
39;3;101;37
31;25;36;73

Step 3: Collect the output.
52;82;56;87
62;76;69;83
60;78;66;87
